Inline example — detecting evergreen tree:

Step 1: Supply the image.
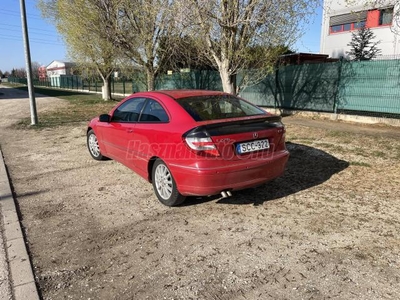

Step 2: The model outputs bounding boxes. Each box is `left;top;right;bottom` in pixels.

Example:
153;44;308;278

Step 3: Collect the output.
347;26;381;61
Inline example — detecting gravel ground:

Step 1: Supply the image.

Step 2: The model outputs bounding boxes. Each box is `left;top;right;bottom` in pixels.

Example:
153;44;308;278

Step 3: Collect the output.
0;86;400;299
0;217;11;300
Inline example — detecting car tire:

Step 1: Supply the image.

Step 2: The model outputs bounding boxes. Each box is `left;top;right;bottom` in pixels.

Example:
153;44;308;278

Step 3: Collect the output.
152;159;186;206
87;129;107;161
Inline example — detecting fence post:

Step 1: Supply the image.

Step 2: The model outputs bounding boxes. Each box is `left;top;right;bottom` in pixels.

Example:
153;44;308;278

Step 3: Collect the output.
333;57;343;114
274;67;279;112
123;80;125;95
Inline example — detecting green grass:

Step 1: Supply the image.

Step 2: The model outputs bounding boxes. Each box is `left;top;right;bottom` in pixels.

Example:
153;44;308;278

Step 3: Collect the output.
396;149;400;160
327;130;350;138
13;86;120;129
371;151;386;158
3;82;25;88
350;161;372;167
352;147;368;157
316;142;346;153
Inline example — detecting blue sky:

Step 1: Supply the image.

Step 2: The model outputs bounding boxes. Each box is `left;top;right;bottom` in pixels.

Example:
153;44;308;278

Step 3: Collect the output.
0;0;322;73
0;0;66;73
295;3;323;54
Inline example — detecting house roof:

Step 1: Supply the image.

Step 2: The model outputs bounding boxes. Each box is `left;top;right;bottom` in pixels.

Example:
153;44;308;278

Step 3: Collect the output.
46;60;75;69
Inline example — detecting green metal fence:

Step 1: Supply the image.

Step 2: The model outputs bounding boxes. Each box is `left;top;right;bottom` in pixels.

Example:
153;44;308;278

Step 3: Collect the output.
7;58;400;118
242;59;400;117
241;62;340;112
156;70;222;91
8;76;137;96
337;59;400;115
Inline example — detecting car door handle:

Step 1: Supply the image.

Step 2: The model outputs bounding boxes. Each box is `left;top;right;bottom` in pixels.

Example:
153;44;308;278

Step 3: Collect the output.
126;129;134;133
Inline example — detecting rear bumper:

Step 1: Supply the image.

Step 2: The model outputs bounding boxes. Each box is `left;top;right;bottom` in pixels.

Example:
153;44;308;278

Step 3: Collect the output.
169;150;289;196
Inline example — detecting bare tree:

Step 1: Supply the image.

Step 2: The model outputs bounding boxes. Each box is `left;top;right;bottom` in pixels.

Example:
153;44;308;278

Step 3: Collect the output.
114;0;177;91
179;0;319;94
38;0;120;100
157;35;215;73
11;68;27;78
31;62;41;80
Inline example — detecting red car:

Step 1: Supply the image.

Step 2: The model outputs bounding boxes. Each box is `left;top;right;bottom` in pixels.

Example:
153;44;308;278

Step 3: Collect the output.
87;90;289;206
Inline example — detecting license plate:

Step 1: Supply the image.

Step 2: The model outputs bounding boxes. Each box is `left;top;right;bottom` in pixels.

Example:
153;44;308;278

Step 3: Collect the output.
236;139;270;154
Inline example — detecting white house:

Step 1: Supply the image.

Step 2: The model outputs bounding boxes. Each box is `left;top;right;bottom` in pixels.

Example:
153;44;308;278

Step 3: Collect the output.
46;60;76;87
320;0;399;58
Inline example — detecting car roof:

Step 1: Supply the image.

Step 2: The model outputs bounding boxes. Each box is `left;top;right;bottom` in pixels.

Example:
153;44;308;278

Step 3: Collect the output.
147;90;229;100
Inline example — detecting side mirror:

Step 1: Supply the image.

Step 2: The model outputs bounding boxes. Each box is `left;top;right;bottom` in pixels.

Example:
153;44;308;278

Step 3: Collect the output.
99;114;111;122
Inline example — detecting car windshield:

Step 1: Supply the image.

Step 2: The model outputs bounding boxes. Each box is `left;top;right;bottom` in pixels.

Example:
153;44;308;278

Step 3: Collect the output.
178;95;266;121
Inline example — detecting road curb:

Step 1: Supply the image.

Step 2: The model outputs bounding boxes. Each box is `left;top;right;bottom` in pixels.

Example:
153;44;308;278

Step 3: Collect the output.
0;149;40;300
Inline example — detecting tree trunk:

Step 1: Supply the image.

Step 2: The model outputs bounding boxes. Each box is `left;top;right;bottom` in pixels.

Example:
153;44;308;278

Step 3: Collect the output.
218;62;235;94
101;76;112;101
146;68;155;91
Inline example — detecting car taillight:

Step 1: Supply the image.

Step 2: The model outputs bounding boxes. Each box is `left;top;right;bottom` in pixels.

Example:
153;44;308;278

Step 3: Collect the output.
184;129;220;157
276;126;286;151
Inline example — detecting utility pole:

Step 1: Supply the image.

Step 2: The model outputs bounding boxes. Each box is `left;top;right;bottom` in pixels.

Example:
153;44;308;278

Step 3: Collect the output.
19;0;38;125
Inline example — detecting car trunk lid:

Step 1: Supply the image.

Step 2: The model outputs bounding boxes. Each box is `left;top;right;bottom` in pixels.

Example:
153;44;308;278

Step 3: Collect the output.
183;115;286;160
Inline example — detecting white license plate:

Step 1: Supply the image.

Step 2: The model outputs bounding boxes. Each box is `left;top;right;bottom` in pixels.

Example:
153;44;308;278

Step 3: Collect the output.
236;139;270;154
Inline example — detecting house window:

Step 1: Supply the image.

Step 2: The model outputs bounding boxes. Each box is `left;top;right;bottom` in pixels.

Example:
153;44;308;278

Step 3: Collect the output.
353;21;366;29
329;21;365;33
328;7;394;35
343;23;352;31
331;25;343;33
329;11;367;34
379;8;393;25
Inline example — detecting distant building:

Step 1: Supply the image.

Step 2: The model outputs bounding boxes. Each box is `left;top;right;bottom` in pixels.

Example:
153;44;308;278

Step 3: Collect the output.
46;60;76;87
320;0;399;58
38;66;47;81
278;53;339;66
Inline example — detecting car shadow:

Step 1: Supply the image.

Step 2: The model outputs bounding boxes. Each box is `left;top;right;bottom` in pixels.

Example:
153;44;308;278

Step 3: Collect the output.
182;142;349;206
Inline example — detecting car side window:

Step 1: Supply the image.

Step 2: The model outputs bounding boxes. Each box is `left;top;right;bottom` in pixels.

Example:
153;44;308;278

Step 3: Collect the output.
112;97;147;122
139;99;169;122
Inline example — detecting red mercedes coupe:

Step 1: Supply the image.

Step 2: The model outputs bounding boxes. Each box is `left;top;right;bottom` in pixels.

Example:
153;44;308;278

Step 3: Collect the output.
87;90;289;206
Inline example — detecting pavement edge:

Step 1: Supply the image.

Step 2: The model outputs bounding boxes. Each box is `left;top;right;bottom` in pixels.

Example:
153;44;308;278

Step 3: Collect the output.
0;149;40;300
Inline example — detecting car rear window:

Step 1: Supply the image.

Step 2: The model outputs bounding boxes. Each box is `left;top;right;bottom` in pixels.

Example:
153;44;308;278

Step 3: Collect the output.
178;95;266;121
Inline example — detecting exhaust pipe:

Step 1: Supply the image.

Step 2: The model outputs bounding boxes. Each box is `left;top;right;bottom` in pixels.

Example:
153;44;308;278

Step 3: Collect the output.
220;191;232;198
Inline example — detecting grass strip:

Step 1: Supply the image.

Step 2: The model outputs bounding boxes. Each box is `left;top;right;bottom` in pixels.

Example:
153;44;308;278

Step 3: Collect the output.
12;86;121;129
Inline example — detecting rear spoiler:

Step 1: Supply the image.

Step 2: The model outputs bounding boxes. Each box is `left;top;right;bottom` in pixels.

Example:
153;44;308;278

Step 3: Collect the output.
186;115;283;137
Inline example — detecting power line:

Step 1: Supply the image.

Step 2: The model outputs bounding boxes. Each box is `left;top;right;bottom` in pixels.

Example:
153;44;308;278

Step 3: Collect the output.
0;8;42;19
0;22;57;33
0;33;60;42
0;26;60;38
0;34;65;46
